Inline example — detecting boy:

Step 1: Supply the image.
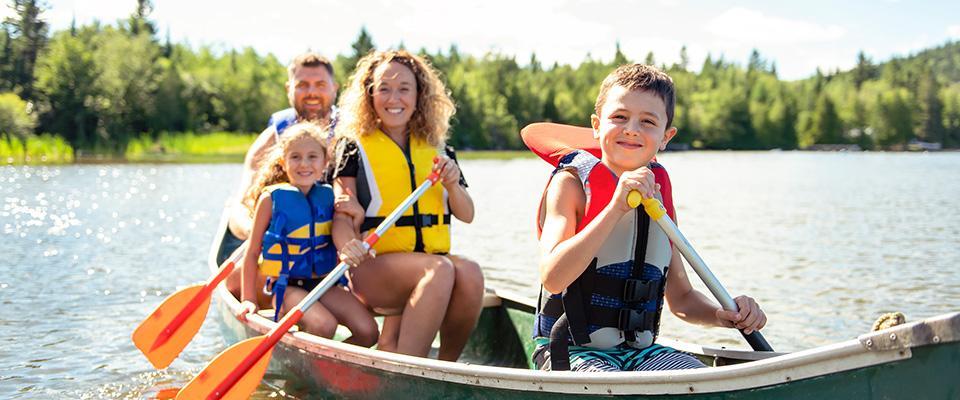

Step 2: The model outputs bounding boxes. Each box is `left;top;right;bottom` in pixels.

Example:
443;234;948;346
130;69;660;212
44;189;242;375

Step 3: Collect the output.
533;64;766;372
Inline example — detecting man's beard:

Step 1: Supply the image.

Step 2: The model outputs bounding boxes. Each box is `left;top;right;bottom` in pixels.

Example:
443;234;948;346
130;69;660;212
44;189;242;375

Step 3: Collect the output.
295;101;329;122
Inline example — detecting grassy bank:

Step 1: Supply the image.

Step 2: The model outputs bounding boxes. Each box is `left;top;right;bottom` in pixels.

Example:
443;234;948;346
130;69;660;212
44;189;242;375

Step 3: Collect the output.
125;132;258;163
3;132;541;165
1;134;74;164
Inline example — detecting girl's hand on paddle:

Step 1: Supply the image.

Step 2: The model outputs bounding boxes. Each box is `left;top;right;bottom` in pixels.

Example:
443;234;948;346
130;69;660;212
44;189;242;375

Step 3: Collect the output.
611;167;658;213
434;155;461;188
716;296;767;334
237;300;258;322
339;238;375;268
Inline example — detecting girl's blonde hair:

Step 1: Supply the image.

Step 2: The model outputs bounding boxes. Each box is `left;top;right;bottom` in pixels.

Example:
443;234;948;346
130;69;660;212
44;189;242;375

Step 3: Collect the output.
243;122;329;215
335;50;455;148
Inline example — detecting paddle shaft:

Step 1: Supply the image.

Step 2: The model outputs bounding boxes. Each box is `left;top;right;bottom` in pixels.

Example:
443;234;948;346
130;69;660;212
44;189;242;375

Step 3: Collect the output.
209;171;441;400
149;242;247;352
633;194;773;352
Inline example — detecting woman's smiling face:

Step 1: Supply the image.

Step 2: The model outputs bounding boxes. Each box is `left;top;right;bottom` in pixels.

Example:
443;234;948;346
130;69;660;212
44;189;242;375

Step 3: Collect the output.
371;61;418;135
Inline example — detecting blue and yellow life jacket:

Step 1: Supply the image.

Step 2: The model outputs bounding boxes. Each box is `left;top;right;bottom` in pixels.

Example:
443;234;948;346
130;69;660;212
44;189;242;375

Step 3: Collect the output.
260;182;338;320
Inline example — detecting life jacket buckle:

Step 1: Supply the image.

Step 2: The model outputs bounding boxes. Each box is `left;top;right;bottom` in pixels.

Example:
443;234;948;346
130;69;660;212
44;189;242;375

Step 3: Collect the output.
619;309;657;332
623;278;658;303
417;214;437;228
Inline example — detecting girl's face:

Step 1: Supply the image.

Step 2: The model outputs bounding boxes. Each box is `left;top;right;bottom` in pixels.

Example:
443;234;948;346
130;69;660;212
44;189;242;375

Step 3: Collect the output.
371;61;417;135
281;137;326;191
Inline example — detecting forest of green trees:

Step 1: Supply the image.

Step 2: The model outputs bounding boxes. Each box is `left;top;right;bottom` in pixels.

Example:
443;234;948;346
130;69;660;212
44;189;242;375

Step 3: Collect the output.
1;0;959;156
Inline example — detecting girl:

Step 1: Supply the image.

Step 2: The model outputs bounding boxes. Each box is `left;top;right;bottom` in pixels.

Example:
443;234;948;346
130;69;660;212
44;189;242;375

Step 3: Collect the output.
237;122;378;347
331;50;485;360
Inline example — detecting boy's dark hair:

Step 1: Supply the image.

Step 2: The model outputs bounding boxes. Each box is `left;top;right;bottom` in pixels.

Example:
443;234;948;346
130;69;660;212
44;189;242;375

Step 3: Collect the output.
594;64;675;128
288;51;335;80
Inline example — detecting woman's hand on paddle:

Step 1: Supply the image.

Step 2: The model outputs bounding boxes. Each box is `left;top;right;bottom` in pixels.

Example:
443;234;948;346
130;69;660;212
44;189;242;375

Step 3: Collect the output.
716;295;767;334
339;238;375;268
610;167;659;213
236;300;258;322
434;155;461;189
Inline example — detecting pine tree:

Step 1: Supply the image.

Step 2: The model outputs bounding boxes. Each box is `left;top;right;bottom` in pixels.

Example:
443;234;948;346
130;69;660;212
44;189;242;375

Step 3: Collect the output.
612;41;628;66
6;0;49;100
917;67;944;143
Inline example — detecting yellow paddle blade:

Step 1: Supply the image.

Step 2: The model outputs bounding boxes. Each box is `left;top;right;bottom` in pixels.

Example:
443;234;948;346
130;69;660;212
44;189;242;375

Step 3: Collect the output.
132;284;211;369
177;336;273;400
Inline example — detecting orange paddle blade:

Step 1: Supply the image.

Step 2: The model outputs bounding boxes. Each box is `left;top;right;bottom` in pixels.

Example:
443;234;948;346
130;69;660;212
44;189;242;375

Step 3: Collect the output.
132;284;211;369
177;336;273;400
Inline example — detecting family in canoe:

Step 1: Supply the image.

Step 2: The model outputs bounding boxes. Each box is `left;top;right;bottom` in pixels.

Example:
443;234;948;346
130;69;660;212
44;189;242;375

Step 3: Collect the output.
223;50;767;372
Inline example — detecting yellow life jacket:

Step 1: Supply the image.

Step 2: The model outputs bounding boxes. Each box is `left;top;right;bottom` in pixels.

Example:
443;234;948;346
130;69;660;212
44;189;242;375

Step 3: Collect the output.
354;129;450;254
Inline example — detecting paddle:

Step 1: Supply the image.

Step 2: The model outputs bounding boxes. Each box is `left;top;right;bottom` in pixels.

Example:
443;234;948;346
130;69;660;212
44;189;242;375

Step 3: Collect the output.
133;242;248;369
176;169;444;400
628;191;774;352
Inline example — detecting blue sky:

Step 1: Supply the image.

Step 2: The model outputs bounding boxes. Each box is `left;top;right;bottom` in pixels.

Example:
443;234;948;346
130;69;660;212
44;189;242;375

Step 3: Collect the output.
22;0;960;80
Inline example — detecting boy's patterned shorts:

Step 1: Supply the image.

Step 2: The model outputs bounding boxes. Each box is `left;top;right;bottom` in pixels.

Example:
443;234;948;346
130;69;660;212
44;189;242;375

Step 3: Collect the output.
532;338;706;372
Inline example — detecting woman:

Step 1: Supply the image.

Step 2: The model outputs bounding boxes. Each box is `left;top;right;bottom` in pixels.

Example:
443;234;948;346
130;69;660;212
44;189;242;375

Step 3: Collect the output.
331;50;484;360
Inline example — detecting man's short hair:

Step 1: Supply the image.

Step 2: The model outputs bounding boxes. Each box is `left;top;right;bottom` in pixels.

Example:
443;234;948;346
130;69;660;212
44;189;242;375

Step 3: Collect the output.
595;64;675;128
288;52;335;80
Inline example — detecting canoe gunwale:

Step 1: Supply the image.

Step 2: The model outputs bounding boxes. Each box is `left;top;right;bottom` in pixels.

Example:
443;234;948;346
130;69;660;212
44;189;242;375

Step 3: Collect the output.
858;312;960;351
205;212;951;396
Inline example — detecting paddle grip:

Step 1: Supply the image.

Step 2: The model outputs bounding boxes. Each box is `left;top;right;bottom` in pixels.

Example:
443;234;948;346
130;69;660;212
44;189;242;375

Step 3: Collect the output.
742;330;773;352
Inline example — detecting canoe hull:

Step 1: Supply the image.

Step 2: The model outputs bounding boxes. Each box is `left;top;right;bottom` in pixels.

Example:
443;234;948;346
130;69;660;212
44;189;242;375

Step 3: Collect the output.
209;216;960;399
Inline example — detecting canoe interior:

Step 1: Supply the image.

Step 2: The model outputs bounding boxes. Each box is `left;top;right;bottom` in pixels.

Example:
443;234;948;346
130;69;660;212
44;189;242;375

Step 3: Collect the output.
213;224;750;369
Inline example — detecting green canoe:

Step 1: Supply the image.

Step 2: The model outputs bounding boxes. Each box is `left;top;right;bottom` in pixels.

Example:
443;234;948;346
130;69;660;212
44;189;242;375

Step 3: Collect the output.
208;214;959;399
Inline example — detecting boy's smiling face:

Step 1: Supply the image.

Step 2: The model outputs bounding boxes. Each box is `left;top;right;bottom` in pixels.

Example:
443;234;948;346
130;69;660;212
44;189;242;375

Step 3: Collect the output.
591;84;677;175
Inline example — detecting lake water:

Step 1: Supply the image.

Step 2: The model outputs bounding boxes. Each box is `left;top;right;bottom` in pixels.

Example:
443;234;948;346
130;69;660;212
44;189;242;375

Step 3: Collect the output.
1;152;959;398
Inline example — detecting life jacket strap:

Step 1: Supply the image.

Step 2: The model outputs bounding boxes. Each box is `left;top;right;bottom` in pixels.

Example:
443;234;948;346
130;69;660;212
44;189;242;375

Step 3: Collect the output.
590;274;661;304
359;213;450;233
548;314;572;371
271;273;289;322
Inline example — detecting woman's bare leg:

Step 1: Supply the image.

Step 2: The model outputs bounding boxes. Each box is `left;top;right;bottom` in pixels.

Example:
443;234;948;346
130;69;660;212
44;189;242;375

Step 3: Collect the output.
349;252;455;357
437;255;485;361
377;315;401;352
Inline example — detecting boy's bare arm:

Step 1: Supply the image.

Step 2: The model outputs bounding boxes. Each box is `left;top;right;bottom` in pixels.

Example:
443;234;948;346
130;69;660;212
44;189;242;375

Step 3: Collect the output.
539;173;624;294
663;247;767;333
662;247;725;327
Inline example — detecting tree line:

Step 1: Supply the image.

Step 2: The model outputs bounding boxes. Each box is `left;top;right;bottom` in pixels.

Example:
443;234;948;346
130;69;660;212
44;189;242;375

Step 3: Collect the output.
1;0;959;154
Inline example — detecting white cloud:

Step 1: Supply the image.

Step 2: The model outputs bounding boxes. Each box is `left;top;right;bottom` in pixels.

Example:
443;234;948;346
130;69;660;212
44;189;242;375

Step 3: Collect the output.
948;25;960;38
704;7;845;45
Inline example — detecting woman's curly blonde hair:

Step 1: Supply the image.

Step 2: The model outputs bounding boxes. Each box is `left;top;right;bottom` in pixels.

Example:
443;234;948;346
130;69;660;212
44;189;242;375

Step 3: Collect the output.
335;50;455;148
242;122;330;215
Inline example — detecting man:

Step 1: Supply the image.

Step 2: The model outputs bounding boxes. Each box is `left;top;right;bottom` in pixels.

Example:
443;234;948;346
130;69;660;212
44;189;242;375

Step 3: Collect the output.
227;52;339;240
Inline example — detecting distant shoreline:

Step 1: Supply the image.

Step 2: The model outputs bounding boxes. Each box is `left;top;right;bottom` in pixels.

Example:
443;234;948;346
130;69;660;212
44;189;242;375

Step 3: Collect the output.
3;131;957;166
6;148;959;166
